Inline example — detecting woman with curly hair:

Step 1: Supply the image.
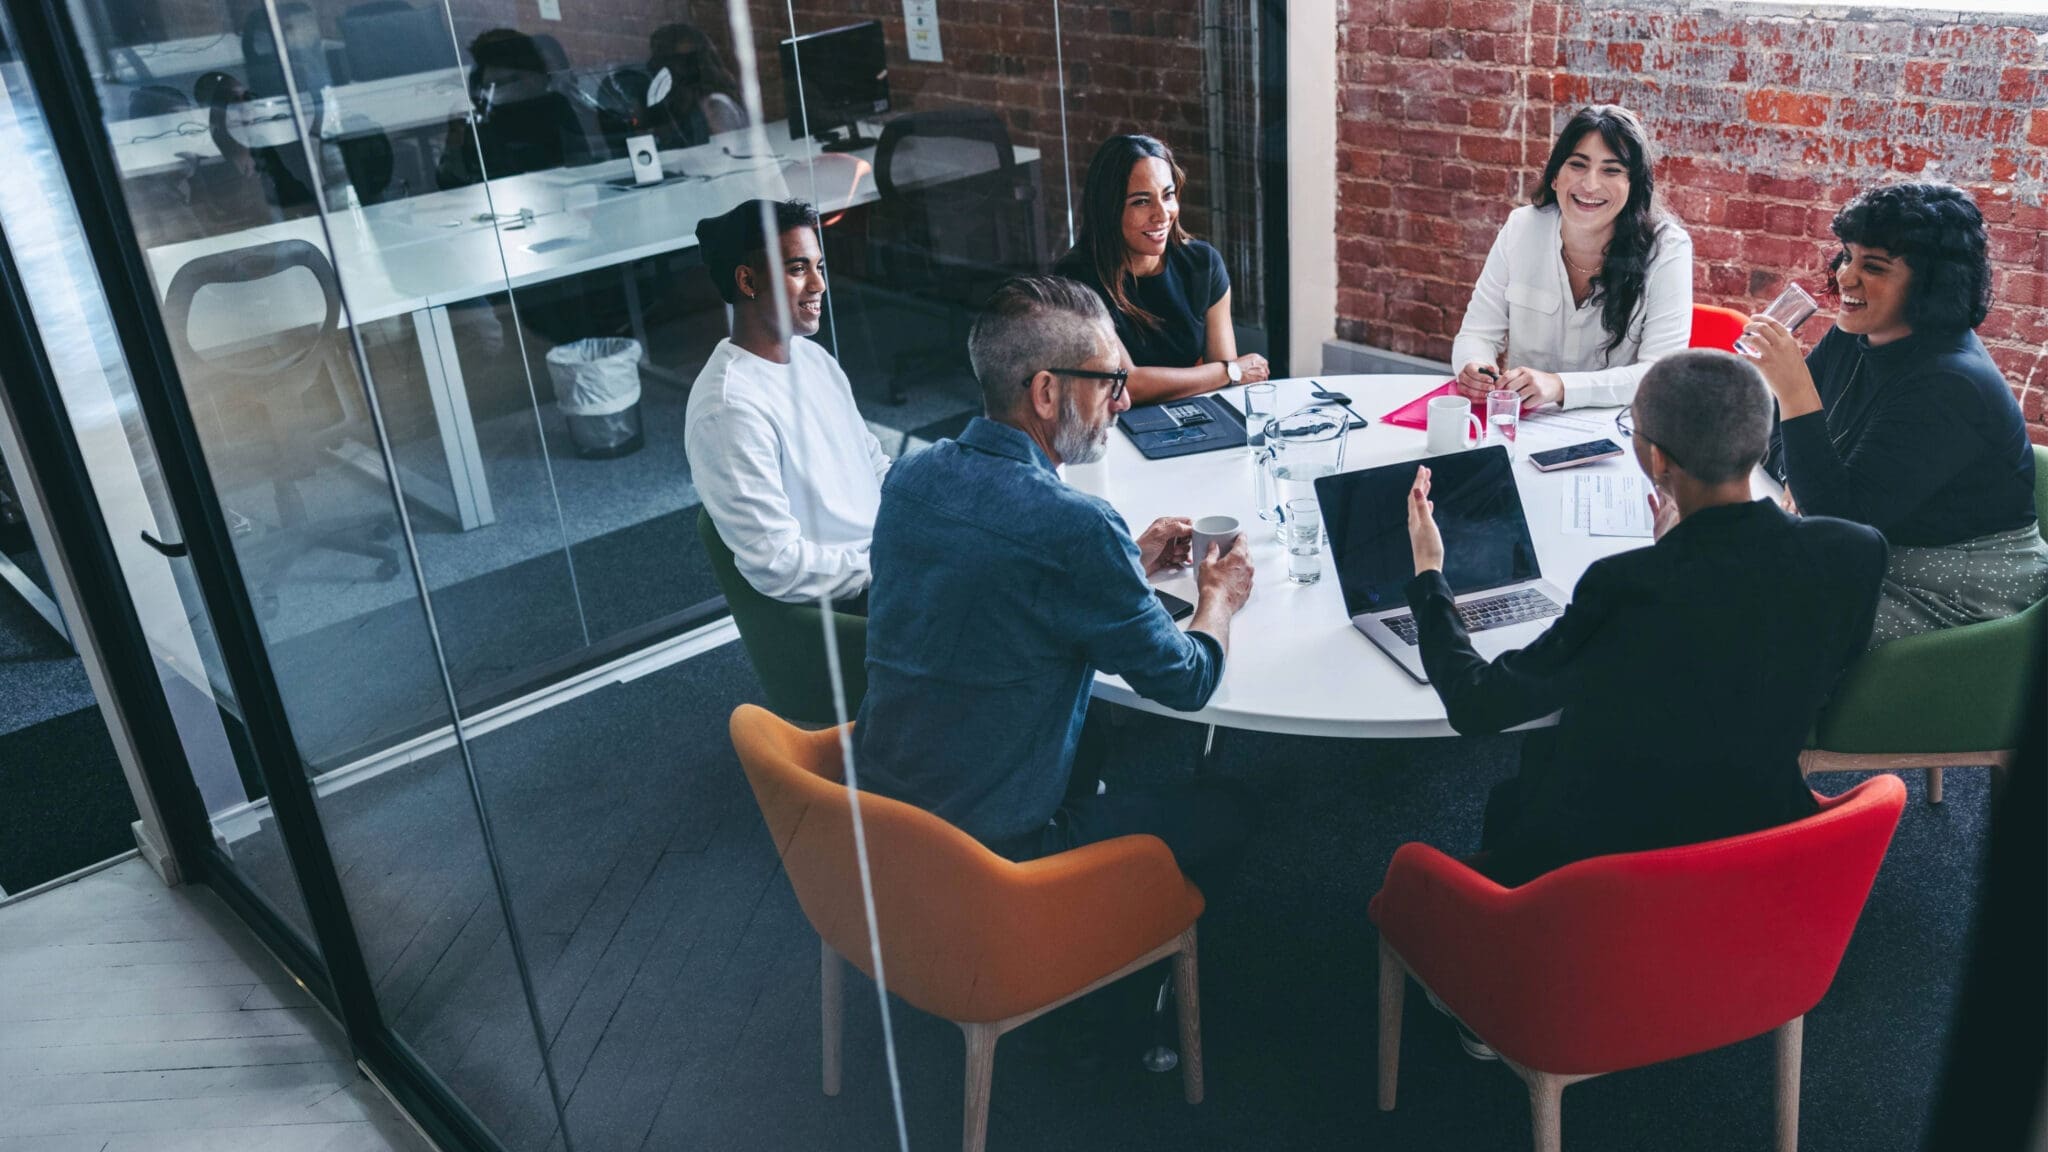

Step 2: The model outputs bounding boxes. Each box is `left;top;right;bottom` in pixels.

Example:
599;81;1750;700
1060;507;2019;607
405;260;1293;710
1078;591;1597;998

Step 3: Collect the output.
1450;104;1694;409
1747;182;2045;646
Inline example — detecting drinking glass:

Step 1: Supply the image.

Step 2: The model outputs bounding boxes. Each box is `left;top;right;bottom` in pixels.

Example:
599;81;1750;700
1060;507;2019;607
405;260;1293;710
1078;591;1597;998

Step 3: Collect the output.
1285;497;1322;585
1734;283;1819;357
1245;382;1280;532
1486;389;1519;457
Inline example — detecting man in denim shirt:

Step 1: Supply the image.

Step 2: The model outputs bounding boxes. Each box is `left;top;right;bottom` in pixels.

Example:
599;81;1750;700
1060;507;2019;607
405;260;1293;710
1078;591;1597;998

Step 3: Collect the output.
856;276;1257;887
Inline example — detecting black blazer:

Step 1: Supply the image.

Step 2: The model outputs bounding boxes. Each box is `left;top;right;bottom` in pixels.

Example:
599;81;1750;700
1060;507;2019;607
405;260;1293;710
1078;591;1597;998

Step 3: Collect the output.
1405;500;1887;886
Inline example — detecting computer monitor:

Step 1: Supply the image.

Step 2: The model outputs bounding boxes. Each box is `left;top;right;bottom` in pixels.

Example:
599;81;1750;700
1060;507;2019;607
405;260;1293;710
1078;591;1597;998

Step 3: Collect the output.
779;20;889;152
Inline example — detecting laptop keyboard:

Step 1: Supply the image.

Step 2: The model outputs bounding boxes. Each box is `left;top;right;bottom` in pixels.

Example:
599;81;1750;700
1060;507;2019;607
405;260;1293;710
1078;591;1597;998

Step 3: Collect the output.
1381;588;1564;646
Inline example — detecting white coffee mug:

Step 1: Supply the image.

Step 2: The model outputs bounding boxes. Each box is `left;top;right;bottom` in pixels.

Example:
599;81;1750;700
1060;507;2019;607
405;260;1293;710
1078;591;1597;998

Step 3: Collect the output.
1426;394;1483;454
1191;515;1242;563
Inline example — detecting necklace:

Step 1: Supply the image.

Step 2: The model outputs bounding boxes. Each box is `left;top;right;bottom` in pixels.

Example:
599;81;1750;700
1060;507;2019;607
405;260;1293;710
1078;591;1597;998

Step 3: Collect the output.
1562;249;1603;276
1823;356;1874;452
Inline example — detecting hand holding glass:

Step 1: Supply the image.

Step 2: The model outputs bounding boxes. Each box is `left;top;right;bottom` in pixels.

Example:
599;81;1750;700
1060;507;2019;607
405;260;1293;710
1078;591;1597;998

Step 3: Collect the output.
1734;284;1818;358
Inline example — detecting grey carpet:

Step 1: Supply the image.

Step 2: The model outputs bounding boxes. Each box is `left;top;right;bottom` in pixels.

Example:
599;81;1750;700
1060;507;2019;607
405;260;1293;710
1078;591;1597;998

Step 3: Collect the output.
0;549;94;738
0;707;136;892
221;640;1987;1152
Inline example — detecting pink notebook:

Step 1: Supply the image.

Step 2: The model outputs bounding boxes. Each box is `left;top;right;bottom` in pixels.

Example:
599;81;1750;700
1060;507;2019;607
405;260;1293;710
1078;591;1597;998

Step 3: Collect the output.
1381;381;1459;430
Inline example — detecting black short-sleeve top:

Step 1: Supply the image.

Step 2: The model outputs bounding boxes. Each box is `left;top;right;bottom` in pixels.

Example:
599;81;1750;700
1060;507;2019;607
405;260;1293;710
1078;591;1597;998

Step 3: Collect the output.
1054;239;1231;368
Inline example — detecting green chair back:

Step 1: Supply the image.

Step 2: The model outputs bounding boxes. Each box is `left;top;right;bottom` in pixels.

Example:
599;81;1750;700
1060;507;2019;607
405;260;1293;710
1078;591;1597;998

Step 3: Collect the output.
1808;444;2048;765
2032;445;2048;528
697;509;867;725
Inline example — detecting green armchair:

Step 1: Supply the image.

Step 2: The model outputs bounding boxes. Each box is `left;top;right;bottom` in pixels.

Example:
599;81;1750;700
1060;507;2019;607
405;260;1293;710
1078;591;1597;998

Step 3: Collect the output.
1802;445;2048;803
697;509;867;725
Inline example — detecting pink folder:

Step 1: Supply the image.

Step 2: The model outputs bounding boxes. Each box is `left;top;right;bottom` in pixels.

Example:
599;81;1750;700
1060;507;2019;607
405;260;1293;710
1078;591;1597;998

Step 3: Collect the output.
1381;381;1459;430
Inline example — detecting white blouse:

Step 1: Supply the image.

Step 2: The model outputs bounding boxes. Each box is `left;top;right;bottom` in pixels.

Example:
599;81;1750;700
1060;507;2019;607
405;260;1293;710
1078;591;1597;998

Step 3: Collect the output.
684;337;891;603
1450;204;1694;409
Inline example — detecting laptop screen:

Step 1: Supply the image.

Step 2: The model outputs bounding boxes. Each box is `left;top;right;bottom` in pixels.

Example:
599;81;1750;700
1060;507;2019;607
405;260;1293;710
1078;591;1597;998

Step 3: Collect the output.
1316;445;1543;616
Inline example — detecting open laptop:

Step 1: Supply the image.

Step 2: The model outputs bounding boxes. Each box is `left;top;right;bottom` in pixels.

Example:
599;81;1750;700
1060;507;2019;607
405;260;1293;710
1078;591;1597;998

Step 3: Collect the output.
1316;445;1569;683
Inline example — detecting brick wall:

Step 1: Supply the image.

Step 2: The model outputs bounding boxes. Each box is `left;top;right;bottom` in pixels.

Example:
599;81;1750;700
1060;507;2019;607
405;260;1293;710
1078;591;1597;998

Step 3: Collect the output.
1335;0;2048;441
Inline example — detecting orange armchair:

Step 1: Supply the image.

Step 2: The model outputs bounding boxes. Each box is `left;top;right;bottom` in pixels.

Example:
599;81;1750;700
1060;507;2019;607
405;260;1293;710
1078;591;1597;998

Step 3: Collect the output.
1689;303;1750;352
1370;775;1906;1152
729;704;1207;1152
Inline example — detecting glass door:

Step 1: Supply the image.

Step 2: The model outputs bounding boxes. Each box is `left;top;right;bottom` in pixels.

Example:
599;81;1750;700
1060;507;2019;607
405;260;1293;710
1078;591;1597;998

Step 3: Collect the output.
0;0;569;1146
0;12;322;950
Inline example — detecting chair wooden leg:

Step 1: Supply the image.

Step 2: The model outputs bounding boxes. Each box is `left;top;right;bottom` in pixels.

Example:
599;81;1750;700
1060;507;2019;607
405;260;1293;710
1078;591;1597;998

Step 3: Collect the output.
1526;1071;1567;1152
1173;926;1204;1105
960;1021;999;1152
820;939;843;1097
1776;1016;1803;1152
1377;935;1404;1111
1927;767;1944;805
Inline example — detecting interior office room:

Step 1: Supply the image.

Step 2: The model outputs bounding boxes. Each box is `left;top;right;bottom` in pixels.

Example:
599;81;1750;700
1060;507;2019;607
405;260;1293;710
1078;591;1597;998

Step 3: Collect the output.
0;0;2040;1147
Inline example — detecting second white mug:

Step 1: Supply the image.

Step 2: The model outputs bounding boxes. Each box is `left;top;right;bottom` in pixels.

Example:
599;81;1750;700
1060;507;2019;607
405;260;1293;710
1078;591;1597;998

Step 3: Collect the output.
1426;394;1483;454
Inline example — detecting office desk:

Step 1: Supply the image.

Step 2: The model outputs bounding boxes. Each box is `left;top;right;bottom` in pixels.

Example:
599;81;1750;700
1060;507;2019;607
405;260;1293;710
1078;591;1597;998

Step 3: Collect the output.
145;119;1039;529
1077;375;1775;739
112;67;470;179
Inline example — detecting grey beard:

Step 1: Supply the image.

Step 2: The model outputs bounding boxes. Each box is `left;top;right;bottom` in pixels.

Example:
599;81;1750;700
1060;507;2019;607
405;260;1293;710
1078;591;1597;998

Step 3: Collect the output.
1053;392;1108;465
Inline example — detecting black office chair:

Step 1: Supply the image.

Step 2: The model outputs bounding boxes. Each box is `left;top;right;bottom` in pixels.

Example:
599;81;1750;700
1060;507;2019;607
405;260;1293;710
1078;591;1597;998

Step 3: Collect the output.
160;240;400;616
241;3;330;98
239;9;286;97
335;115;397;204
865;108;1042;404
338;0;450;82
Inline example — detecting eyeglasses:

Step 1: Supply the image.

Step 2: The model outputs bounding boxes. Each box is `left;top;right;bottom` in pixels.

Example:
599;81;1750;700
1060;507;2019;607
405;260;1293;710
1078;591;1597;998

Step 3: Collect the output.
1037;367;1129;404
1616;407;1692;471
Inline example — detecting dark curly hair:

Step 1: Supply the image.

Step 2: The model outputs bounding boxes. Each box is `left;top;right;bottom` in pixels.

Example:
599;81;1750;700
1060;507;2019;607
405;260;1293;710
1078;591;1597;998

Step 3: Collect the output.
1533;105;1668;358
1828;183;1991;334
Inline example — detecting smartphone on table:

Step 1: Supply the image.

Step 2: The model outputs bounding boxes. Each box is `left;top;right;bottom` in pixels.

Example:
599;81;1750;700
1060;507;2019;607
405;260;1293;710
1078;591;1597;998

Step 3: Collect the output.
1529;438;1625;472
1154;588;1195;621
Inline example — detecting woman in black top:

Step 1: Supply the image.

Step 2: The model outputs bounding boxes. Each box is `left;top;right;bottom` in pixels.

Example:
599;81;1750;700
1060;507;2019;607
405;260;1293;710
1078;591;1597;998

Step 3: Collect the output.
1054;135;1268;404
1746;183;2046;646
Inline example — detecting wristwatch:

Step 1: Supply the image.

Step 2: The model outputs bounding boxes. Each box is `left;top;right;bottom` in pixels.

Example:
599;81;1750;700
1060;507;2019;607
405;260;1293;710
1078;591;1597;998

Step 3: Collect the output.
1225;360;1243;384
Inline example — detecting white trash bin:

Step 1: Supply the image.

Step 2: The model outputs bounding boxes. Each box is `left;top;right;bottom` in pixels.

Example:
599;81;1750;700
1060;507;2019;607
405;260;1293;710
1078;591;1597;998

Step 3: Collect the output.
548;337;644;458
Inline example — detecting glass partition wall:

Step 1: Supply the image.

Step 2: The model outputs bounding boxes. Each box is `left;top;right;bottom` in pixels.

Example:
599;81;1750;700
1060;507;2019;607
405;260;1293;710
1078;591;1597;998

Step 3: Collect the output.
0;0;1282;1144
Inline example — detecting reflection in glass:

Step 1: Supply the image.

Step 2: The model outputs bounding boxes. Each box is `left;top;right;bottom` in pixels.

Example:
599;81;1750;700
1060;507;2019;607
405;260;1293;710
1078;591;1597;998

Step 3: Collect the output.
52;0;575;1144
0;19;320;945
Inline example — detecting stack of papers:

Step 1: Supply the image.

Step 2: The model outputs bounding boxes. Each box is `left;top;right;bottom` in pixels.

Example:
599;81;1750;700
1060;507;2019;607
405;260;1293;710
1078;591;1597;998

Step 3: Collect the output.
1560;473;1654;538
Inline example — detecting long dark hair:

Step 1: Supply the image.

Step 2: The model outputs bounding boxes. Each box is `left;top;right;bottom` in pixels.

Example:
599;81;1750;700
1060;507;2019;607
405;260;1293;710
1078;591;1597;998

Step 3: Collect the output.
1073;134;1191;330
1828;183;1991;334
1533;105;1665;357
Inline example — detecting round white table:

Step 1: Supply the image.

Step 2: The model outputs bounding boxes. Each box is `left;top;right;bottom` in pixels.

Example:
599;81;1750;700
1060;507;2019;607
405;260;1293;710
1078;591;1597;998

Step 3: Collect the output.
1072;373;1742;739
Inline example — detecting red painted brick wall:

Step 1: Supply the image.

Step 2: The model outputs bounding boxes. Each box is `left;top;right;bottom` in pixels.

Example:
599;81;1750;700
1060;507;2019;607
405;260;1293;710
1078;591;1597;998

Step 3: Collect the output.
1336;0;2048;441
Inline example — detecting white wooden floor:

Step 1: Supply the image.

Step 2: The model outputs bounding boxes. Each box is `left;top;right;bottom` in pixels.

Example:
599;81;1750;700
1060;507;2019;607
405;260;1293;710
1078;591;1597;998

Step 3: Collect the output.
0;859;435;1152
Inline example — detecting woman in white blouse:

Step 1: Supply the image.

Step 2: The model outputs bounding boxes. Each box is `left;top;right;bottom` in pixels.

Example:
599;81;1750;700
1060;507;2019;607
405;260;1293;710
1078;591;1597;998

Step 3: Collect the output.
1451;105;1693;410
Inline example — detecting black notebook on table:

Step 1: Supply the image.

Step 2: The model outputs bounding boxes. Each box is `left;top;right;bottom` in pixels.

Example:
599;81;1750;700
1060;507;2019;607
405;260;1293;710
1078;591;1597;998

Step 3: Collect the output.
1116;395;1248;460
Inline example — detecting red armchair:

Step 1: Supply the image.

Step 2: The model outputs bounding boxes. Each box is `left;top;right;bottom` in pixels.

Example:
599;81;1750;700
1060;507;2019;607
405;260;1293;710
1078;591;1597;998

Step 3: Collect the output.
1370;776;1906;1152
1689;303;1750;352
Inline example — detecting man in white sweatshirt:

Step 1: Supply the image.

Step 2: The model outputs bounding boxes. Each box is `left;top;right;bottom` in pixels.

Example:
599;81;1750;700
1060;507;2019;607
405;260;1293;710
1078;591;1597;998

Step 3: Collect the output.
685;199;890;605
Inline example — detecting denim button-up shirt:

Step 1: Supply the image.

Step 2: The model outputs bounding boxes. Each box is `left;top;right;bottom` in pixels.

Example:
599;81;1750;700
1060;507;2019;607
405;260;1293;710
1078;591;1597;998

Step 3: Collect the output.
854;418;1225;844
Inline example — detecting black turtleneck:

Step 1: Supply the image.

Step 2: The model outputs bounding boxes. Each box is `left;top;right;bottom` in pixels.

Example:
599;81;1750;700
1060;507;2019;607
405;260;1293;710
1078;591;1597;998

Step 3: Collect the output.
1764;325;2036;547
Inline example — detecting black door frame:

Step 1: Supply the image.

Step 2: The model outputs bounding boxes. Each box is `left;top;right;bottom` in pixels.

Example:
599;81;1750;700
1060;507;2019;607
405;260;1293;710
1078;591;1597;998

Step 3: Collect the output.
1258;0;1290;379
0;2;518;1148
